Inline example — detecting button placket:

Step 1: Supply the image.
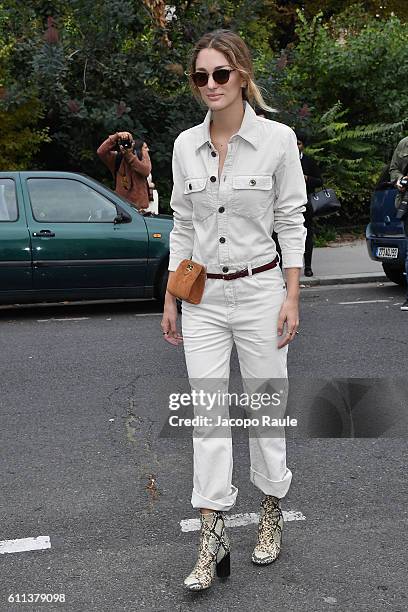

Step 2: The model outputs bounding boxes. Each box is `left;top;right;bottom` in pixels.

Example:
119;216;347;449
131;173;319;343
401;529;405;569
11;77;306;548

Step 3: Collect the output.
200;142;217;211
217;142;234;269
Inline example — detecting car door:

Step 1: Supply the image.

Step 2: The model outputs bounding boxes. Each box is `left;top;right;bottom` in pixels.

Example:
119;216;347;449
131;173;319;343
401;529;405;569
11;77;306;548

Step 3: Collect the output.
21;173;148;291
0;174;32;291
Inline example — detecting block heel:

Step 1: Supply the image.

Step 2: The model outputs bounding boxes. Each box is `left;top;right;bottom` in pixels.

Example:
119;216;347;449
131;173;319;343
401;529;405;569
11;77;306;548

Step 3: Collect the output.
216;551;230;577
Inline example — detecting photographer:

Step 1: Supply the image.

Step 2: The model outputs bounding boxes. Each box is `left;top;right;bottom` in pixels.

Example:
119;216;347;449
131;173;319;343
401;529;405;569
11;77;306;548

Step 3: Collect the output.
97;131;152;211
389;135;408;310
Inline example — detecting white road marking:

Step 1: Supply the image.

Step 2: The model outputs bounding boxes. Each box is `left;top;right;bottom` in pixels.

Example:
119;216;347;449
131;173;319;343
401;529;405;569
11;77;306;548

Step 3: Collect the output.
36;313;162;321
37;317;89;322
338;300;391;305
180;510;305;532
323;596;338;604
0;536;51;555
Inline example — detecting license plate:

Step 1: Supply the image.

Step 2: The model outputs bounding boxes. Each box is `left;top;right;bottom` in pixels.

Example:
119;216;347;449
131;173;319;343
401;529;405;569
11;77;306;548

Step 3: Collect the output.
376;246;398;258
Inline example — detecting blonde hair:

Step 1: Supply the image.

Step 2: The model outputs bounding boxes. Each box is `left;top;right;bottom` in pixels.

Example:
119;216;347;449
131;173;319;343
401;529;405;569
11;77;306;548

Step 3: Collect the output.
187;29;275;113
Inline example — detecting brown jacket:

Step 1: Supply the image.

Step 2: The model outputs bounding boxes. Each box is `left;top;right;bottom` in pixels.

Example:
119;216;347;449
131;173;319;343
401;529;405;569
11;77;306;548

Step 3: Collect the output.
97;134;152;209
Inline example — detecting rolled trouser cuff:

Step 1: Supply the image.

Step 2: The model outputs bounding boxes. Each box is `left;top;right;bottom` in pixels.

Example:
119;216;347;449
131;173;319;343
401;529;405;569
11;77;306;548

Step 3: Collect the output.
250;466;292;499
191;484;238;511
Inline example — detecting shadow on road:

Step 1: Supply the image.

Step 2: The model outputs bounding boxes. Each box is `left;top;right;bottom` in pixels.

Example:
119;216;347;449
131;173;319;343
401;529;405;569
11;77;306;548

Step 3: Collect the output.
0;298;163;320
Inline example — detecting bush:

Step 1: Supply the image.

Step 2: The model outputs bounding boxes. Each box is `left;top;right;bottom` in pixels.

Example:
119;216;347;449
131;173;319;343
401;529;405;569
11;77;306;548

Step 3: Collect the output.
1;2;408;223
256;7;408;224
0;100;49;171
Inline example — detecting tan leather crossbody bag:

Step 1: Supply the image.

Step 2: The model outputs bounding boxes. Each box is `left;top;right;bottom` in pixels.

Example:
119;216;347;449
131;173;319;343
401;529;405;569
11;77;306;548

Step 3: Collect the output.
166;260;206;304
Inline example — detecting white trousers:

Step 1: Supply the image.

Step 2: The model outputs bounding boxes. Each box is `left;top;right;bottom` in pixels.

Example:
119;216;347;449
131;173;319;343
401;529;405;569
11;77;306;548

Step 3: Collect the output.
181;264;293;511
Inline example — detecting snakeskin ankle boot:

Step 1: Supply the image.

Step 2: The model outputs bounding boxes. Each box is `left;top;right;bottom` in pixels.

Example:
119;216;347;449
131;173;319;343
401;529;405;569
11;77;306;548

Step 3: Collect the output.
252;495;284;565
184;510;231;591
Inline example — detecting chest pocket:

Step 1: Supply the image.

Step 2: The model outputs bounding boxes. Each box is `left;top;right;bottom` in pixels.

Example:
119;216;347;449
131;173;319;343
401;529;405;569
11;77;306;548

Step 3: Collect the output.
231;175;273;218
184;177;213;221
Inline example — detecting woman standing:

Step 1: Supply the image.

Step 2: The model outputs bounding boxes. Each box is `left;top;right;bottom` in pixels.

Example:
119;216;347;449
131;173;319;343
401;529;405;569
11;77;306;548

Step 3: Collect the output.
161;29;307;591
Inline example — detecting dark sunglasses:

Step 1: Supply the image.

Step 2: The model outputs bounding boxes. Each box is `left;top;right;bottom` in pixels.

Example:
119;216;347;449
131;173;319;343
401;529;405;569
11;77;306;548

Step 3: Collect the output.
190;68;236;88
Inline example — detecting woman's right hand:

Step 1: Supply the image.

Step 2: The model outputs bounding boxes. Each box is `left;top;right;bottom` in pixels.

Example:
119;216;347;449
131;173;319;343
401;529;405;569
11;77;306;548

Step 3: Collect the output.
161;291;183;346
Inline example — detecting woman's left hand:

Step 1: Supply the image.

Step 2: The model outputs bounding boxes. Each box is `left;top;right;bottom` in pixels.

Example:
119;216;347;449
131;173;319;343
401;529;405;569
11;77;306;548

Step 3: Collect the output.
277;296;299;349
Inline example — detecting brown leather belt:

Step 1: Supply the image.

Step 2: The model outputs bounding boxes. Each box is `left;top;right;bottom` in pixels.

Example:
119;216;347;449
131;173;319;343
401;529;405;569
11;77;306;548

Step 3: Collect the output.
206;256;279;280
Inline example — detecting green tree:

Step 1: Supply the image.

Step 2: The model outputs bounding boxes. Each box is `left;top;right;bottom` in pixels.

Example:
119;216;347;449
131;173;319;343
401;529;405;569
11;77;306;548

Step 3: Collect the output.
0;3;50;169
281;8;408;126
0;0;267;198
259;1;407;49
2;1;407;223
256;7;408;223
0;100;50;171
304;103;408;222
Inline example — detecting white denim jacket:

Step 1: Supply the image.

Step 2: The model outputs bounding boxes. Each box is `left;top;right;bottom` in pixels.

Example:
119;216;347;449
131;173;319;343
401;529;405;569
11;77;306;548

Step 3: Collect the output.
168;101;307;273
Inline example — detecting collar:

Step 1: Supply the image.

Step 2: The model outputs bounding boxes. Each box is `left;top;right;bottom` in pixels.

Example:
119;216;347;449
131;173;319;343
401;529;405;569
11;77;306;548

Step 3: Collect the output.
195;100;260;151
299;151;303;159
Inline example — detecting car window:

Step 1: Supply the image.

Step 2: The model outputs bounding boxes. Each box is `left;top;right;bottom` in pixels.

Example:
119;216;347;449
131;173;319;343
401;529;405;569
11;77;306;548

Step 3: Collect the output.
0;179;18;222
27;178;118;223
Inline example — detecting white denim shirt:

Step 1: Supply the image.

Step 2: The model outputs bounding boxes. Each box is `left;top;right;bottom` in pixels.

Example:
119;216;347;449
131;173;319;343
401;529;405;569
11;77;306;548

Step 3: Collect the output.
168;101;307;273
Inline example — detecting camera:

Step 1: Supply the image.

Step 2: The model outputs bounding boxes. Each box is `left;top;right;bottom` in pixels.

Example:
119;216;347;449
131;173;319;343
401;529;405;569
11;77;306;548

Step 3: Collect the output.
399;176;408;189
396;176;408;219
117;137;133;150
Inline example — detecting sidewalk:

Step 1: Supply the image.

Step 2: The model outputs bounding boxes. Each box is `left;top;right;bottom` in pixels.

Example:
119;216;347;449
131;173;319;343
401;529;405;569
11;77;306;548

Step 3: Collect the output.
299;239;387;286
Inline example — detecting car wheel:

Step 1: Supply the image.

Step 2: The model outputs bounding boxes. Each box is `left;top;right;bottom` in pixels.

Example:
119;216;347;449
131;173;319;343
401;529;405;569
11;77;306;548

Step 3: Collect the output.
382;263;406;286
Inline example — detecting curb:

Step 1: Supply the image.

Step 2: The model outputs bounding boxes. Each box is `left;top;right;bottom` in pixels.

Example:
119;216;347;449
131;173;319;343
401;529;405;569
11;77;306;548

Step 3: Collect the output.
299;273;388;287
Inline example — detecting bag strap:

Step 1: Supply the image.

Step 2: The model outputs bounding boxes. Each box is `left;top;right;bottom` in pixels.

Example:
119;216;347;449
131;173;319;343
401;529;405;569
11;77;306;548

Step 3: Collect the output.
114;152;123;185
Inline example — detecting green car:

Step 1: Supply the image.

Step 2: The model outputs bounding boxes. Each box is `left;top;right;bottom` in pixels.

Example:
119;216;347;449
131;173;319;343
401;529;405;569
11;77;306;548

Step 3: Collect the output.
0;171;173;306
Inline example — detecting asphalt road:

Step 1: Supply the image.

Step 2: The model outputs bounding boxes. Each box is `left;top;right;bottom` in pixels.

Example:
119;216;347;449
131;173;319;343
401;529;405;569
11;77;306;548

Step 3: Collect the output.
0;281;407;612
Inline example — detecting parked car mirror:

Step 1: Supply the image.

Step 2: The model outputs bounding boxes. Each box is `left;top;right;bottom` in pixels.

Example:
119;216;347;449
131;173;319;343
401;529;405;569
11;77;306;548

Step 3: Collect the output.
113;210;132;224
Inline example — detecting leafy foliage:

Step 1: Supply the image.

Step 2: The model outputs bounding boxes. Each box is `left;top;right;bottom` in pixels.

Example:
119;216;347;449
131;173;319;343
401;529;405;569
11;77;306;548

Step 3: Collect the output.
0;1;408;224
257;7;408;223
0;100;50;171
304;102;408;222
